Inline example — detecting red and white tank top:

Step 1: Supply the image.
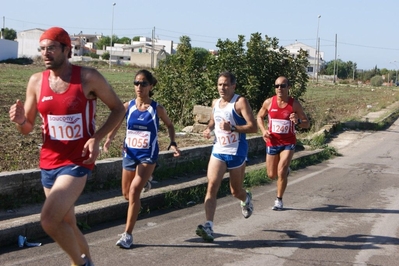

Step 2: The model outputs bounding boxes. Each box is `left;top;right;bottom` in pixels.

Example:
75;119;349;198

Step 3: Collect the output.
267;96;296;147
37;65;96;170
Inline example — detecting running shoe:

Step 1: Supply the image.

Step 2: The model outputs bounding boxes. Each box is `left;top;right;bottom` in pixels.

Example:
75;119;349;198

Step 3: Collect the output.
81;254;94;266
116;232;133;249
196;222;214;242
272;198;283;211
241;190;253;218
143;175;153;193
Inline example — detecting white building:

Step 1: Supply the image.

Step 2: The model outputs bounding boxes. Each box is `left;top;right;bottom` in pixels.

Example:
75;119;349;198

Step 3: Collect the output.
16;28;100;59
17;28;45;58
284;41;324;77
97;36;171;68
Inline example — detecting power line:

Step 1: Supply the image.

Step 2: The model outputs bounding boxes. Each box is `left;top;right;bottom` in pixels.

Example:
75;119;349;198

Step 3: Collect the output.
7;17;399;52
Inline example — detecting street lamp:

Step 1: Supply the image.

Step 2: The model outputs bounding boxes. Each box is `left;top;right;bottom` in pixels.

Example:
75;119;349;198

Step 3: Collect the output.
314;15;321;82
109;2;116;69
390;61;398;86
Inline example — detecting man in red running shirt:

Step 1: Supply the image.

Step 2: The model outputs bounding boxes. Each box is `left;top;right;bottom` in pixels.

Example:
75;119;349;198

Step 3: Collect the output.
9;27;125;266
257;76;310;211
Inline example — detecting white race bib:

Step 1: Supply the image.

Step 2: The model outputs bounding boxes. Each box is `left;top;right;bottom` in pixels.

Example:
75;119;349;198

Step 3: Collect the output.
216;131;239;146
125;130;151;149
48;114;83;141
271;119;290;134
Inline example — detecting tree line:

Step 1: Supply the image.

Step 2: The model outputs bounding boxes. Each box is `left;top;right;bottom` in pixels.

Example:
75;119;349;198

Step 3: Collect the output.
321;59;398;85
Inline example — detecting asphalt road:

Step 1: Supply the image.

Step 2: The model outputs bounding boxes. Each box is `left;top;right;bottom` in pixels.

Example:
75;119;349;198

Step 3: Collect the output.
1;119;399;266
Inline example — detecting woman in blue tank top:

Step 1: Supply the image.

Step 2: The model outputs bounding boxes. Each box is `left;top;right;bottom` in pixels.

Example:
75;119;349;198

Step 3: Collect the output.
104;69;181;249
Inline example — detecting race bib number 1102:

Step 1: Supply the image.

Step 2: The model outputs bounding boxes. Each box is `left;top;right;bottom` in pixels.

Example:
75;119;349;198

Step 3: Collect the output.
48;114;83;141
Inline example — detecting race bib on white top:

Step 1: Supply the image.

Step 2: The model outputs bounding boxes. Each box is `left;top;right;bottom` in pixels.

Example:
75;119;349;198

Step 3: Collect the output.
215;131;239;147
125;130;151;149
270;118;290;134
48;114;83;141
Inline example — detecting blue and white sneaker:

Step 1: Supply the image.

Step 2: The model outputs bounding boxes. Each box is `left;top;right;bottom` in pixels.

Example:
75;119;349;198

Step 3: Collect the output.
116;232;133;249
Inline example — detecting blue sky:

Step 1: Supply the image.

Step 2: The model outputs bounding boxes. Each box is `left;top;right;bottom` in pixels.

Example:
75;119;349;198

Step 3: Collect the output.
2;0;399;70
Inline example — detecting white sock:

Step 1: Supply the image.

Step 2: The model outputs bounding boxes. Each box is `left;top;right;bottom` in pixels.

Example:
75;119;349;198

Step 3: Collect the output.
205;221;213;228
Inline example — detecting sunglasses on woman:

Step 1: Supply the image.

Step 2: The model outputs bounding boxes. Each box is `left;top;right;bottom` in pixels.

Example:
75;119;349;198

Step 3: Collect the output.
134;81;150;87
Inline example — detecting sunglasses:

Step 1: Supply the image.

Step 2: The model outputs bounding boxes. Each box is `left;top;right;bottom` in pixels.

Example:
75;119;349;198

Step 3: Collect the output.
274;83;287;89
133;80;150;87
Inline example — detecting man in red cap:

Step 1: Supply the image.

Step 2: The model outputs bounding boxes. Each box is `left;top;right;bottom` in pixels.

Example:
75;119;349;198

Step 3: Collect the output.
9;27;125;266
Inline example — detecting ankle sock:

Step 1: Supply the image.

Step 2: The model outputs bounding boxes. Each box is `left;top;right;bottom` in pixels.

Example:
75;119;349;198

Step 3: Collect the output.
205;221;213;228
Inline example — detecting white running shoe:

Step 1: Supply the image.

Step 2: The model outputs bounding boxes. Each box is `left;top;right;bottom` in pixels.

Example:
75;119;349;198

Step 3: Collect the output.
143;175;153;193
272;198;283;211
116;232;133;249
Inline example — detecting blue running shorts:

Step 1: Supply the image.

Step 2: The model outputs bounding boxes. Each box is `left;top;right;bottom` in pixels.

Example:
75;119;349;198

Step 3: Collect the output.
267;144;296;155
211;153;246;170
122;157;157;171
41;164;91;189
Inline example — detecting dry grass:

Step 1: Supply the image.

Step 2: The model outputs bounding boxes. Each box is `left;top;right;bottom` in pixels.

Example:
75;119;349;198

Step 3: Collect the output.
1;62;398;172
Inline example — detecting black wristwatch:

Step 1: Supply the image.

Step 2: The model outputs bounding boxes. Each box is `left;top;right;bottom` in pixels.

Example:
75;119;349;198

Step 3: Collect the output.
230;125;236;132
167;141;177;150
296;119;302;125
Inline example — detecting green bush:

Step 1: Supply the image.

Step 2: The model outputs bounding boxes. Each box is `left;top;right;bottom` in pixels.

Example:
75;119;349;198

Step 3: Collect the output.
89;52;100;59
370;75;383;87
154;33;309;126
102;52;110;60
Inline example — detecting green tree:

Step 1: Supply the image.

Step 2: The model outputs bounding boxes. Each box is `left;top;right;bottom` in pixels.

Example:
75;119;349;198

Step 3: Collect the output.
2;27;16;40
119;37;132;44
133;36;140;41
212;33;309;111
154;33;309;126
95;35;119;50
155;36;212;125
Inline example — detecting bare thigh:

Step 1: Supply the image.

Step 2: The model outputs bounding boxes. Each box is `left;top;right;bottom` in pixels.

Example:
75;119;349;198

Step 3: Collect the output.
42;174;87;222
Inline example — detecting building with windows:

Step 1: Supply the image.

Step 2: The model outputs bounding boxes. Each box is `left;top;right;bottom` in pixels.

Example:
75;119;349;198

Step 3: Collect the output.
96;36;172;67
284;41;324;77
16;28;101;59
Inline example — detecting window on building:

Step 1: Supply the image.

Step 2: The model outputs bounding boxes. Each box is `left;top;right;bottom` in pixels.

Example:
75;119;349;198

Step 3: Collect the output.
307;67;313;73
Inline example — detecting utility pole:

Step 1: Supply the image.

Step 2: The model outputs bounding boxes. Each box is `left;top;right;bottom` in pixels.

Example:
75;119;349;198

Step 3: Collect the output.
151;27;155;69
1;16;5;39
314;15;321;82
333;34;337;83
109;3;116;69
316;36;320;83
